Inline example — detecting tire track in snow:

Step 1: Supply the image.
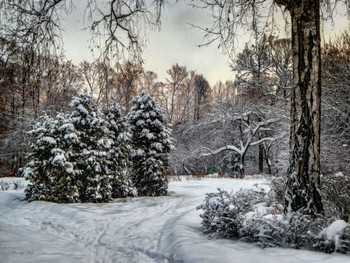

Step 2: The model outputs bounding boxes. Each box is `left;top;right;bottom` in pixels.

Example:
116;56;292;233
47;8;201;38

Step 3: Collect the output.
90;195;189;262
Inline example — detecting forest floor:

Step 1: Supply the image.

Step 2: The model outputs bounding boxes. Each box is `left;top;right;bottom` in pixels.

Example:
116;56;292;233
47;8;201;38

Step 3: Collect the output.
0;176;349;263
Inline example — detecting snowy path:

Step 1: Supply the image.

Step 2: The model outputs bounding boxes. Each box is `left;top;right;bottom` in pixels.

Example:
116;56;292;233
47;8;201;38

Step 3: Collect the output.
1;178;349;263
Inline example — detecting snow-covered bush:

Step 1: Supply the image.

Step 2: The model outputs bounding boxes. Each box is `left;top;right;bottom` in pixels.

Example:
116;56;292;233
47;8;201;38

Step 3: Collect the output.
197;186;279;239
0;178;27;191
25;93;113;203
198;187;262;237
322;173;350;222
269;173;350;222
105;104;136;198
127;90;173;196
198;183;350;253
268;176;286;203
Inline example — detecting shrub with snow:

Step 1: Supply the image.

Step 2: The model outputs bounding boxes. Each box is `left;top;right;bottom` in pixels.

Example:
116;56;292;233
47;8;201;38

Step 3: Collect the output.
269;173;350;222
198;181;350;253
127;90;173;196
321;173;350;222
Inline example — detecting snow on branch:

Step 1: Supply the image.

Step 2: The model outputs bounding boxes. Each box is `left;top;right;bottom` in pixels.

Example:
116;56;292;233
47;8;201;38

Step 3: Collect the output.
200;145;242;157
250;134;284;146
190;111;280;177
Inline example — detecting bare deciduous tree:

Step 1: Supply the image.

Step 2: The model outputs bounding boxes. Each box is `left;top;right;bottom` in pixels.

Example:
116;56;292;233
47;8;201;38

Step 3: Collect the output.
195;109;280;178
162;64;190;124
115;61;143;112
193;74;212;120
268;37;292;104
321;29;350;174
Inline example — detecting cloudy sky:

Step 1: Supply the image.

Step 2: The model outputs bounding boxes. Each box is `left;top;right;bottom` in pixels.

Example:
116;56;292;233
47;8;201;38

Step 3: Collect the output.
61;1;349;87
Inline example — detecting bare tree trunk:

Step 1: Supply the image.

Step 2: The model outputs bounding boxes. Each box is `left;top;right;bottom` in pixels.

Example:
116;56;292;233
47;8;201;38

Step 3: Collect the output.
258;141;264;173
238;122;245;179
263;143;272;175
239;154;245;179
257;114;264;172
284;0;323;215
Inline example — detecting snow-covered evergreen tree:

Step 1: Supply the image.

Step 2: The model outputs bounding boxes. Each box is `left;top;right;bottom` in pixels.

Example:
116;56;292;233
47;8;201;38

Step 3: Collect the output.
127;90;173;196
25;92;112;203
25;114;80;202
105;104;136;198
68;92;112;202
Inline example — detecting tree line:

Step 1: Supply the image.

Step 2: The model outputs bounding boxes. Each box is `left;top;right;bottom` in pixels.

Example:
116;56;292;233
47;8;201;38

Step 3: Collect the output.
0;30;349;180
0;31;349;180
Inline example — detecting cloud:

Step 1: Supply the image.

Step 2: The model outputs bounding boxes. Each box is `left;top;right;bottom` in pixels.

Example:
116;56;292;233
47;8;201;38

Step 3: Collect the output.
60;1;349;87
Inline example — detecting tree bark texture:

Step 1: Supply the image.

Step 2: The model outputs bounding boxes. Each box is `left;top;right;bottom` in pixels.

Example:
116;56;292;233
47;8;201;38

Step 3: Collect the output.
283;0;323;215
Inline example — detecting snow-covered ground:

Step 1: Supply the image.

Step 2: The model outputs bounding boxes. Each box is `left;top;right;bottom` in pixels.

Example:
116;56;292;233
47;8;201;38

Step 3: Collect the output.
0;177;349;263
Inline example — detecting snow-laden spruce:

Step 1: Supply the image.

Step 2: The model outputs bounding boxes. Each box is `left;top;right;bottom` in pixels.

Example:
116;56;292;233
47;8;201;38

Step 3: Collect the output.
25;92;114;202
127;90;173;196
24;91;173;202
24;114;81;202
68;92;112;202
104;104;136;198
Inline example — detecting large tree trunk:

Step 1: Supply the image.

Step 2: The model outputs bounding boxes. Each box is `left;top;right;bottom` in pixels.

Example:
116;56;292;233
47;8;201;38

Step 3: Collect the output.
283;0;323;215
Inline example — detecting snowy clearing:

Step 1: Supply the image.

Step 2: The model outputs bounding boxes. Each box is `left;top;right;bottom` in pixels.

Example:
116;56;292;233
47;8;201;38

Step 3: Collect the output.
1;177;349;263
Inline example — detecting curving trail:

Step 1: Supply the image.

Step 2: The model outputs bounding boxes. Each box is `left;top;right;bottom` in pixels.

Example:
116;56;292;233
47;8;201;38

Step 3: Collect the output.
1;178;349;263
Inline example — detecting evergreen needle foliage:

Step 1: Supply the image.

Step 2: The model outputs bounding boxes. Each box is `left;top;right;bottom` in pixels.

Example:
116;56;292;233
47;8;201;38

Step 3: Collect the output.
24;93;132;203
127;90;173;196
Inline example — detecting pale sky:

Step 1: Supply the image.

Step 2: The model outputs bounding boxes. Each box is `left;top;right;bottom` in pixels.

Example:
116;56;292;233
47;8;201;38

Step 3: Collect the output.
61;1;235;86
141;2;235;86
61;1;349;87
